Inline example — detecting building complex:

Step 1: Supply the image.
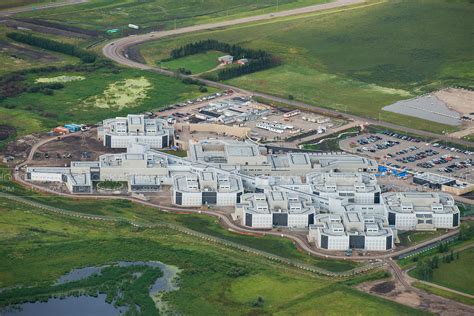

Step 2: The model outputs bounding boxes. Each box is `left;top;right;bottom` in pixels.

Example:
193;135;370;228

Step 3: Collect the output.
25;134;461;252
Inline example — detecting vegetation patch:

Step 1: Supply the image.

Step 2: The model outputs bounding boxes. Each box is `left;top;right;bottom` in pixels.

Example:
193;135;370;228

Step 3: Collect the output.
83;77;152;110
36;75;85;83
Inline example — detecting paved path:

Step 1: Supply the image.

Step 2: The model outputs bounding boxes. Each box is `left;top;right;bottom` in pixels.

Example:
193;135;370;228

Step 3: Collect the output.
0;0;88;17
101;0;473;147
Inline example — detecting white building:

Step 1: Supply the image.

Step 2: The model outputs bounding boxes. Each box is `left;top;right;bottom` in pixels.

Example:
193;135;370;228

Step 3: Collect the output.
383;192;460;230
235;191;316;229
308;212;394;251
173;171;243;207
307;172;382;210
98;114;173;149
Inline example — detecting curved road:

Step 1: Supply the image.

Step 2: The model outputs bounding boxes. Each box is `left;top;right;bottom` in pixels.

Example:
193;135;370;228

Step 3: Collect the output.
102;0;473;147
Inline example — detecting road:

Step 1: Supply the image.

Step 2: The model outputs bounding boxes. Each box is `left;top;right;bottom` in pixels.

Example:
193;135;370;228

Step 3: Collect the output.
101;0;473;147
0;0;88;17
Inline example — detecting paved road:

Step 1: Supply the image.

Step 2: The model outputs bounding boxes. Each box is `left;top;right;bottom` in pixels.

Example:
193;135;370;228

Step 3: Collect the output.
0;0;88;17
101;0;473;147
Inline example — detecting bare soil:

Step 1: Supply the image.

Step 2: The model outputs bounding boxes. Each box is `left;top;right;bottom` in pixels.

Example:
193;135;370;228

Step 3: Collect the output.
371;281;396;294
0;39;59;62
434;88;474;116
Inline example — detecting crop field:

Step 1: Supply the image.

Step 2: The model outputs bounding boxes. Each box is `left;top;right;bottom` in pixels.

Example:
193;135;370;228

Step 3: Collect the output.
0;66;214;140
0;195;428;315
16;0;329;32
139;0;473;134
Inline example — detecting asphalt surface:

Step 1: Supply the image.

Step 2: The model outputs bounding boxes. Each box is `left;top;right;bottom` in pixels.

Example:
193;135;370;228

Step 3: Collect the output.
0;0;88;17
101;0;473;147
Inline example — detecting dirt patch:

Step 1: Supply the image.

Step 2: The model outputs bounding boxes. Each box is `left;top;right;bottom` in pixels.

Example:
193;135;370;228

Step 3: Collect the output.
434;88;474;116
371;281;396;294
29;129;123;167
0;125;15;141
0;39;59;62
15;18;99;37
83;77;152;110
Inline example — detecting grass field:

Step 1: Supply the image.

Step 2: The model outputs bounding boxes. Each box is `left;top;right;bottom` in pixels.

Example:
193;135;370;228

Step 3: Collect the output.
0;197;428;315
424;247;474;295
160;50;223;74
398;230;446;247
16;0;329;32
0;66;214;141
303;127;361;151
139;0;473;134
462;134;474;142
0;0;60;10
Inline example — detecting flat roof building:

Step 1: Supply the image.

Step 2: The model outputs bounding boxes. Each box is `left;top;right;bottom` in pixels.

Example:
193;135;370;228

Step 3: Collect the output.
383;192;460;230
308;212;393;251
173;170;243;207
98;114;173;149
235;191;316;229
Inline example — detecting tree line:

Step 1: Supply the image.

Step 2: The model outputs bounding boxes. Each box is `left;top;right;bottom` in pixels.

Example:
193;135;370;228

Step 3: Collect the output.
168;39;281;80
7;32;97;63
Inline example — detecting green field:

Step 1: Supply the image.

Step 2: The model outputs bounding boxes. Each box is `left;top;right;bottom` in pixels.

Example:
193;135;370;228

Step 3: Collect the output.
139;0;473;134
423;248;474;295
0;196;428;315
0;0;60;10
462;134;474;142
398;230;447;247
0;64;214;143
161;50;223;74
16;0;329;32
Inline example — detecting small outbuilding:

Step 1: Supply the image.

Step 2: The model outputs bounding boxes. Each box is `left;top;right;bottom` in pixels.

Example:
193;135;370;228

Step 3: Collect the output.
218;55;234;64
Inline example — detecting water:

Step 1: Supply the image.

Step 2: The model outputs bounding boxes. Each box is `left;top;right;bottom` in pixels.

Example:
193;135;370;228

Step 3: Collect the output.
56;266;103;284
2;261;181;316
1;294;127;316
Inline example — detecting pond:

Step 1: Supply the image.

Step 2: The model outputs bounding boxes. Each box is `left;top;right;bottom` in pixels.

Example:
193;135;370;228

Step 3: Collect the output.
2;261;181;316
1;294;127;316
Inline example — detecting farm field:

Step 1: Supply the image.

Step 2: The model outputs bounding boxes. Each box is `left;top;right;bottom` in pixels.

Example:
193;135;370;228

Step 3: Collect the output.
0;196;428;315
0;65;214;142
16;0;330;32
161;50;224;74
139;0;473;134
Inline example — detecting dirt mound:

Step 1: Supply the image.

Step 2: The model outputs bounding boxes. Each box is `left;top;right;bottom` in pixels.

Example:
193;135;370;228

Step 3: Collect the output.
0;125;16;141
371;281;396;294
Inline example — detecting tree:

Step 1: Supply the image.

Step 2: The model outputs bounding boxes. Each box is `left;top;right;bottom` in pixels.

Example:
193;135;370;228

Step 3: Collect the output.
417;259;433;281
431;255;439;269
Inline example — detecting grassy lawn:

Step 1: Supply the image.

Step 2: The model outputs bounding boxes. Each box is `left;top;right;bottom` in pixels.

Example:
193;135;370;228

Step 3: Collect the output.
139;0;473;134
0;197;429;315
398;230;447;247
160;50;224;74
424;247;474;295
16;0;330;32
462;134;474;142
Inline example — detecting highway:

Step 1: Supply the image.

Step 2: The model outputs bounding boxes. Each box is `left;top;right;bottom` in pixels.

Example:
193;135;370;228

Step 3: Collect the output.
101;0;473;147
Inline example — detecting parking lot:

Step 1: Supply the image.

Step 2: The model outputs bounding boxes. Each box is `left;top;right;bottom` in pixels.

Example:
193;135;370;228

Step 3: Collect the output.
340;131;473;181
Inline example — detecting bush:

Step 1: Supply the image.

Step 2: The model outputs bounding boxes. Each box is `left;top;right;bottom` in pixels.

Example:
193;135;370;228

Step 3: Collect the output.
199;85;208;93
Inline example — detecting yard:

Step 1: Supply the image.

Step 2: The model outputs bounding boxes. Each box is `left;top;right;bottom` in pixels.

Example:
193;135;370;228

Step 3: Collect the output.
139;0;473;134
159;50;224;74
